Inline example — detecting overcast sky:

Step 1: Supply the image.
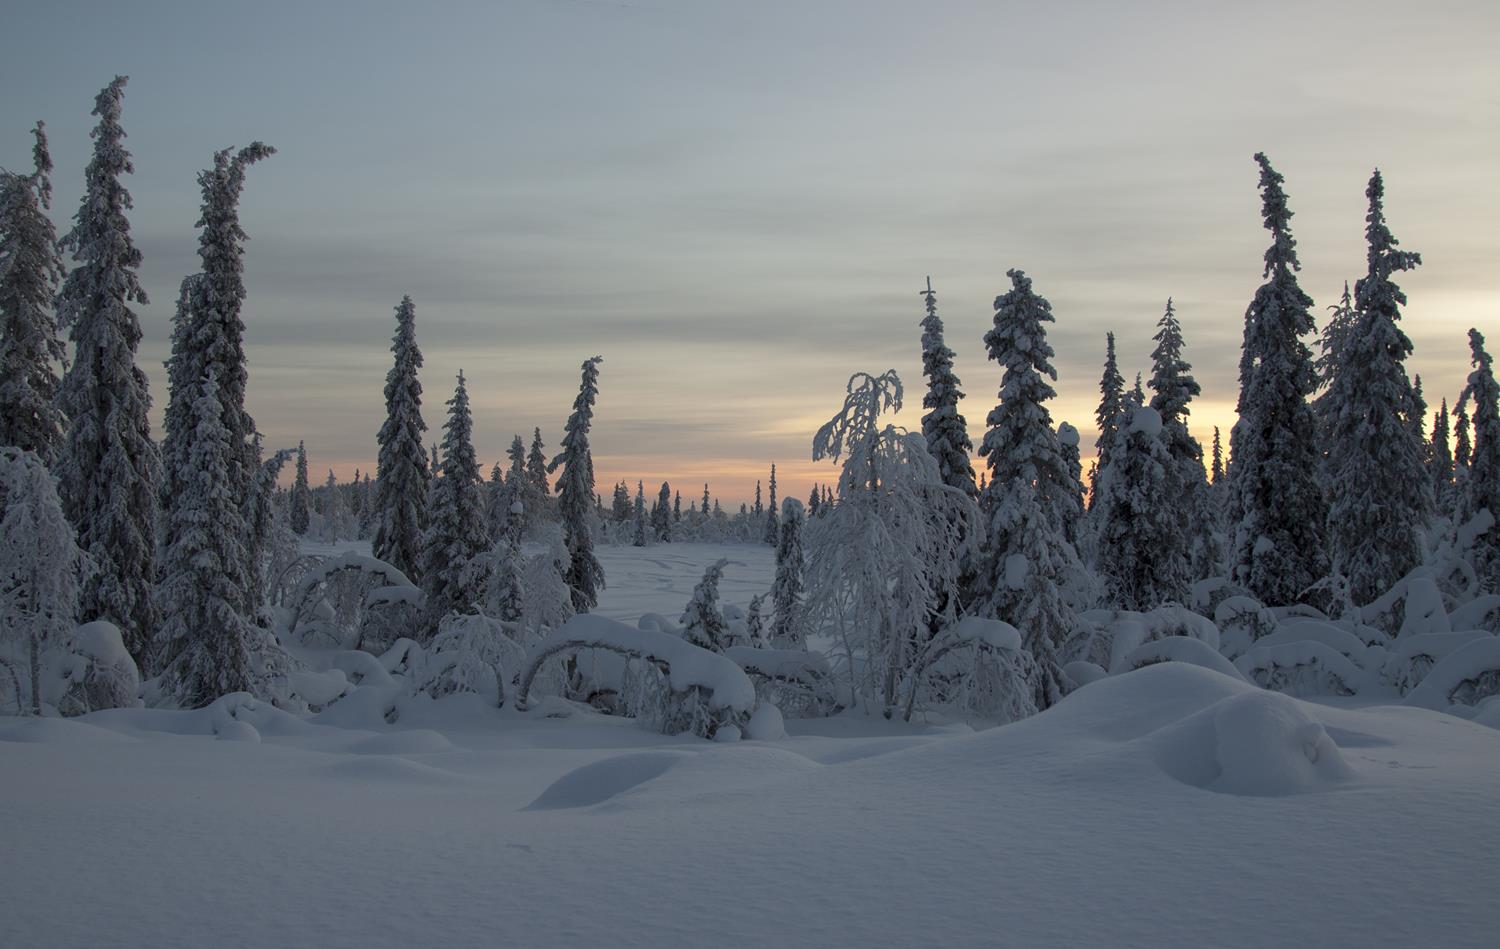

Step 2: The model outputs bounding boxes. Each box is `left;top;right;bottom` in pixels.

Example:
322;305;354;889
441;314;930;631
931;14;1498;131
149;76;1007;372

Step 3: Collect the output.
4;0;1497;505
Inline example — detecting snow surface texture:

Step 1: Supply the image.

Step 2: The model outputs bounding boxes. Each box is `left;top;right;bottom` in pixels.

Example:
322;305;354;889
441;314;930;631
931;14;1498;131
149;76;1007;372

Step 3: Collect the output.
4;659;1499;948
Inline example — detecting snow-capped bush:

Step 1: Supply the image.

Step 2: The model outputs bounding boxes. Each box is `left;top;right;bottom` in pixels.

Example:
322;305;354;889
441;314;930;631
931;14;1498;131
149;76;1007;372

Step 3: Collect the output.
1066;606;1221;674
1234;641;1360;697
52;621;139;714
1123;636;1246;682
1382;631;1493;695
1404;637;1500;713
1214;595;1277;660
408;612;524;707
517;614;756;739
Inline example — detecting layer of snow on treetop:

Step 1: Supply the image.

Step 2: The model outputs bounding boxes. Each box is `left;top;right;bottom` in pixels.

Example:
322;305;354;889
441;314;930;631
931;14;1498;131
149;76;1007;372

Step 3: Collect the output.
3;662;1499;948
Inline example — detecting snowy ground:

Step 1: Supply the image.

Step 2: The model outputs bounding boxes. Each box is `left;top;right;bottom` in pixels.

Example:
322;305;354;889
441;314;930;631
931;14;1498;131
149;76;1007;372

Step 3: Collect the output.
3;543;1498;948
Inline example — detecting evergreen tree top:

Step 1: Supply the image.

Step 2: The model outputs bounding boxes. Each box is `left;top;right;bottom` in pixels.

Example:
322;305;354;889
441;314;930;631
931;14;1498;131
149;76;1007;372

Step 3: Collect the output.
550;356;603;475
1148;298;1200;426
1253;152;1300;275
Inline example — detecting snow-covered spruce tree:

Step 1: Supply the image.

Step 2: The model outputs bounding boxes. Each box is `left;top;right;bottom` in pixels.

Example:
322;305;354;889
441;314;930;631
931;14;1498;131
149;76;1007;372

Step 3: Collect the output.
486;460;507;542
1092;331;1127;500
488;500;526;627
372;295;428;579
632;481;647;546
290;440;311;535
527;427;550;497
1210;426;1225;485
0;448;88;715
746;594;767;647
1431;398;1454;515
807;484;820;517
1455;400;1473;508
1228;153;1328;606
1096;406;1185;609
549;357;605;612
53;77;160;667
607;480;628;525
1411;374;1428;450
1055;422;1084;544
919;277;978;501
770;496;806;647
806;370;978;715
1460;329;1500;584
248;445;295;604
975;270;1082;709
762;465;779;545
156;371;265;705
1147;298;1208;579
160;143;275;610
0;123;67;464
753;480;763;519
1324;169;1427;607
653;481;671;541
680;559;731;652
421;372;490;635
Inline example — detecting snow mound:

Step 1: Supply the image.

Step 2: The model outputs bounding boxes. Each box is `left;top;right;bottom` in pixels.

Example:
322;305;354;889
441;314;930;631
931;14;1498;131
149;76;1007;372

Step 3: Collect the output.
215;720;261;742
1149;690;1354;796
347;729;455;755
1122;636;1246;681
1046;662;1259;742
0;716;138;744
744;702;786;741
321;756;469;785
525;751;694;810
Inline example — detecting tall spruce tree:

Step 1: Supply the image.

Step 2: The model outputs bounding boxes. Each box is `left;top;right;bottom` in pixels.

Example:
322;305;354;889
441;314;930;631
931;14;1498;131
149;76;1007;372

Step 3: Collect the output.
976;269;1080;709
918;277;978;500
373;295;428;577
1228;153;1328;605
549;357;605;612
290;440;311;534
1147;298;1206;579
527;427;550;495
421;371;489;632
1460;330;1500;584
0;122;66;463
1324;170;1427;606
770;496;806;647
1097;406;1184;608
632;481;647;546
157;143;280;699
1455;400;1473;514
160;142;275;618
653;481;672;541
53;77;161;666
762;464;779;545
1431;398;1454;514
1093;331;1127;488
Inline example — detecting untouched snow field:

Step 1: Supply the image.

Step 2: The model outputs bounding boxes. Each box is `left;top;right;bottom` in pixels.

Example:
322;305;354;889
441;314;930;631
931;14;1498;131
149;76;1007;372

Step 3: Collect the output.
3;544;1498;948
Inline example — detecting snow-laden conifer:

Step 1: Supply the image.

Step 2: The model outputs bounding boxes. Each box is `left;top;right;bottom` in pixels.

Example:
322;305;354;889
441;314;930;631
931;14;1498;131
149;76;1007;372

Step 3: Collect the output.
680;559;731;652
156;371;265;705
53;78;160;666
1228;154;1328;605
918;277;978;500
290;440;311;535
975;270;1082;708
160;142;275;617
527;427;550;496
550;357;605;612
1459;330;1500;584
0;123;67;463
421;372;490;634
1324;169;1428;606
632;481;647;546
770;497;806;647
1430;398;1454;512
1092;331;1126;490
372;295;428;579
1147;298;1207;579
1096;406;1185;608
653;481;672;541
762;465;779;545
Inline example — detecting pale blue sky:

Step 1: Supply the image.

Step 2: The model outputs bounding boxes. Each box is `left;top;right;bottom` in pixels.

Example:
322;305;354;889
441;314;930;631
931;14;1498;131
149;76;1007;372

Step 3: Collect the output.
4;0;1498;502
